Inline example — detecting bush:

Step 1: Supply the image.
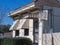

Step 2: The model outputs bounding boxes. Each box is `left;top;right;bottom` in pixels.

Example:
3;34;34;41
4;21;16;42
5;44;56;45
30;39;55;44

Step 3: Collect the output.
1;37;32;45
0;38;3;45
15;37;32;45
1;38;15;45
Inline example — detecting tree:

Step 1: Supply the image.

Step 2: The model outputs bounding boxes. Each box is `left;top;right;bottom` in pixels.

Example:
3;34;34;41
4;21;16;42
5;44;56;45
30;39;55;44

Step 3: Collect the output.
0;6;10;25
0;6;10;32
0;25;11;32
0;12;4;25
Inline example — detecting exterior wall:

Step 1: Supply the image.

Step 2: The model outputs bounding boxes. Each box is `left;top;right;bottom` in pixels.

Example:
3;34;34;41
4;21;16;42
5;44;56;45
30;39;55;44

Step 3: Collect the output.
19;19;33;41
43;6;60;33
11;5;60;45
41;6;60;45
12;30;15;37
19;29;24;37
29;19;33;41
53;7;60;33
43;34;52;45
12;19;33;41
43;33;60;45
37;6;60;45
4;32;12;38
38;17;44;45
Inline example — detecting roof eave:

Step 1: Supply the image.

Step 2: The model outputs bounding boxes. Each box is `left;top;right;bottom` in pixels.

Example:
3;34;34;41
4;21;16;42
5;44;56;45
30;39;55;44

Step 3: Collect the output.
8;3;36;17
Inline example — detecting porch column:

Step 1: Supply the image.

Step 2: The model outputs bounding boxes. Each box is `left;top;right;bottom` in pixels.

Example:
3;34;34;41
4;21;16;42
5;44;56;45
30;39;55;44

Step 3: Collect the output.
38;17;44;45
29;19;33;41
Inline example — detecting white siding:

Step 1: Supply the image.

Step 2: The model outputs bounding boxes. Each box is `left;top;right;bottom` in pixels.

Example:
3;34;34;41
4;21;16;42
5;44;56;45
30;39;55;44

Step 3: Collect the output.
12;19;33;41
43;33;60;45
38;17;44;45
12;30;15;37
19;29;24;37
29;19;33;41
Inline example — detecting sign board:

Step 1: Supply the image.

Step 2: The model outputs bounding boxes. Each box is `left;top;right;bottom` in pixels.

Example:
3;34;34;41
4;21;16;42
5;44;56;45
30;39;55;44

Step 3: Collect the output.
33;0;60;8
41;10;48;20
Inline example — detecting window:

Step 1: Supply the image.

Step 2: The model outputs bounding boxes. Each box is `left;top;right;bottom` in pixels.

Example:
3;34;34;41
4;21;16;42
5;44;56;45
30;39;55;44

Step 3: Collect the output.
24;29;29;36
15;30;19;36
34;21;38;29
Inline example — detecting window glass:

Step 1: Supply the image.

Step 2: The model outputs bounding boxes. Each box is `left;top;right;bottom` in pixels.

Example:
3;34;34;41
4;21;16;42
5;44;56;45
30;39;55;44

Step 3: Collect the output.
24;29;29;36
34;21;38;29
15;30;19;36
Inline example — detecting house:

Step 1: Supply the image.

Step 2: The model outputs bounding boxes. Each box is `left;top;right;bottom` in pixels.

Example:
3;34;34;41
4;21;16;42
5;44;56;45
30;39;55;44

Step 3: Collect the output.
8;1;60;45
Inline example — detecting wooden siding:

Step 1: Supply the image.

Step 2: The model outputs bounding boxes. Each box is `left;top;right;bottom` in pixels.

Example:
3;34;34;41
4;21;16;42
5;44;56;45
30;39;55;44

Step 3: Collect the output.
43;33;60;45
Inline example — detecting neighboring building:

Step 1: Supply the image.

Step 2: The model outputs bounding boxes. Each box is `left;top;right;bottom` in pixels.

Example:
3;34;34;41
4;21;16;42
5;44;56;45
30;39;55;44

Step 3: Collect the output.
4;31;12;38
9;1;60;45
0;31;3;38
0;25;12;38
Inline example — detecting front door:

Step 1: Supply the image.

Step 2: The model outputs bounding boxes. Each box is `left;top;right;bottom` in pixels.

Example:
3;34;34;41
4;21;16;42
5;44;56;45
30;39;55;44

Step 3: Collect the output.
33;19;39;44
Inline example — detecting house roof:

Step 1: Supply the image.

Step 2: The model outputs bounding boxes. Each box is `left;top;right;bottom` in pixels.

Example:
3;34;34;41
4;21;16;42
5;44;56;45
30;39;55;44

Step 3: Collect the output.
35;0;60;8
8;2;38;17
9;0;60;17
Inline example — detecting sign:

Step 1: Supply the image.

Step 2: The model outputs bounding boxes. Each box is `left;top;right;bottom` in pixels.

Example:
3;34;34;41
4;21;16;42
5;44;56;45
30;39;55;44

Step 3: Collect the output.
41;10;48;20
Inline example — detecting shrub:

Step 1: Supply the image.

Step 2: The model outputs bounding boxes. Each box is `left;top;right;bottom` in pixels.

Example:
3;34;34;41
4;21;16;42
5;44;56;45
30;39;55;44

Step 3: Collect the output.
1;37;32;45
0;38;3;45
1;38;15;45
15;37;32;45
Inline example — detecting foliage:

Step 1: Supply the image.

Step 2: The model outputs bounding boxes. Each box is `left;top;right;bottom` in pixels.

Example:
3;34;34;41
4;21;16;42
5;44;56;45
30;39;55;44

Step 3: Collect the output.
0;25;11;32
15;37;32;45
0;37;32;45
0;38;3;45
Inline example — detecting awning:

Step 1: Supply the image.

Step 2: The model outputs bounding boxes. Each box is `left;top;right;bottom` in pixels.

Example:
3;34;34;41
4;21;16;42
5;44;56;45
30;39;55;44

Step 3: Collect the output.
22;19;29;29
9;19;19;30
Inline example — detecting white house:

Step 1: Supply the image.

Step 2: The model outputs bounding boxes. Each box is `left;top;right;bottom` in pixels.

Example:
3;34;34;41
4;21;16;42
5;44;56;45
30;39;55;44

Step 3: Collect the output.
8;0;60;45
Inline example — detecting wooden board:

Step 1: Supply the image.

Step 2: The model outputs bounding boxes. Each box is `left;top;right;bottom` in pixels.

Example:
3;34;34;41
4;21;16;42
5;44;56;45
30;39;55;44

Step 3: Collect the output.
34;0;60;8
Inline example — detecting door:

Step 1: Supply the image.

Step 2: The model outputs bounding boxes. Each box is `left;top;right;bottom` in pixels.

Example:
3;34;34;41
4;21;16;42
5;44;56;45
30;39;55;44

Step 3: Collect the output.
33;20;39;44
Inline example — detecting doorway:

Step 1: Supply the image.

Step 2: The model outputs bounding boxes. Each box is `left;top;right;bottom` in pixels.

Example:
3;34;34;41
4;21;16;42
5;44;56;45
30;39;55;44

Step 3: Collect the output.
33;19;39;44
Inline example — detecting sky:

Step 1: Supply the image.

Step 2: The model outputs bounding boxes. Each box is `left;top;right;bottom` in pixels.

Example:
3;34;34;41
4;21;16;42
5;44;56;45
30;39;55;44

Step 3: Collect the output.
0;0;32;25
